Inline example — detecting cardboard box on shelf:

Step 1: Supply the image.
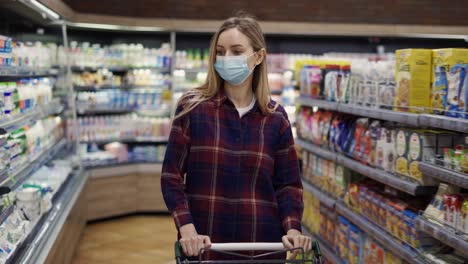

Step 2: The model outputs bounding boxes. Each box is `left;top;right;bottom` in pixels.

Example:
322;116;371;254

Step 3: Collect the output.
394;49;432;113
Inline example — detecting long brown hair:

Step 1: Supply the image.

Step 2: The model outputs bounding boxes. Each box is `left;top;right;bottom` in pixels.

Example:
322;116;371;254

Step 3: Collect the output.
174;13;276;120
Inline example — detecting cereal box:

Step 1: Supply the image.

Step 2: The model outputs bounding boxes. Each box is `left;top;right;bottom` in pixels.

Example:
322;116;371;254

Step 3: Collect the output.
395;129;410;177
395;49;432;113
376;126;396;173
432;48;468;114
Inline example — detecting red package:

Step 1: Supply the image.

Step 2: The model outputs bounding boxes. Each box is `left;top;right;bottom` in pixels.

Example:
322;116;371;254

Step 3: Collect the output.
450;195;462;228
444;195;453;226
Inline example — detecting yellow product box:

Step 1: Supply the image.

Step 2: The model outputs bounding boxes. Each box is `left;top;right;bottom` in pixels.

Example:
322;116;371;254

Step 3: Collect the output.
431;48;468;114
394;49;432;113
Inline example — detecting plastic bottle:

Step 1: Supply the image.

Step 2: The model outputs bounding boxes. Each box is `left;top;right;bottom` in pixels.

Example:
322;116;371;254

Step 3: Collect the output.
0;82;6;118
4;81;17;115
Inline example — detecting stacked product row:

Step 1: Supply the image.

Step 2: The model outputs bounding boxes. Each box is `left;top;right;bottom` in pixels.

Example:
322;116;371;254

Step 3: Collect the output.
67;115;170;143
68;42;172;69
0;159;73;262
1;117;64;175
298;49;468;119
0;36;58;67
76;89;172;112
303;191;404;264
80;142;166;167
302;149;468;263
296;107;466;184
73;69;171;88
423;183;468;238
0;78;54;118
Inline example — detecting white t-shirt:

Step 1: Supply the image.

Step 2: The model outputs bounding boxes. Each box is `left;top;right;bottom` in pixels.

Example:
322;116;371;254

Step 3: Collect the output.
236;95;256;118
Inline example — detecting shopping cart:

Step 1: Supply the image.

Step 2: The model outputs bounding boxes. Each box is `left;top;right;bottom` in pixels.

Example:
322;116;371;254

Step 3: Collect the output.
175;241;323;263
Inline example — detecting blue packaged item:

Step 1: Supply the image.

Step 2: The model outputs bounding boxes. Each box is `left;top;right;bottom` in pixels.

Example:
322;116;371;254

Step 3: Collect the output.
446;64;466;118
459;65;468;119
432;66;448;115
339;119;355;154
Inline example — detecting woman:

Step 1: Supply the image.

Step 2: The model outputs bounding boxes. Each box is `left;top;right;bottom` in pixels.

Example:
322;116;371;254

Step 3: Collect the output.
161;13;310;261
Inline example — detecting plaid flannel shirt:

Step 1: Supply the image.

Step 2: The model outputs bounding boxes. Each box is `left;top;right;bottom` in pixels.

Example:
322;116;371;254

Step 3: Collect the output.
161;90;303;246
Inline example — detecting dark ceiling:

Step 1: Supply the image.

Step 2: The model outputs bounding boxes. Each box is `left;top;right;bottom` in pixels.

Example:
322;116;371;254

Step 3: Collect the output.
61;0;468;26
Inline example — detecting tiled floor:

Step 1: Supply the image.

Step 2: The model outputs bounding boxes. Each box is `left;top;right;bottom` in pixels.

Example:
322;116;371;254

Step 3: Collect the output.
72;215;177;264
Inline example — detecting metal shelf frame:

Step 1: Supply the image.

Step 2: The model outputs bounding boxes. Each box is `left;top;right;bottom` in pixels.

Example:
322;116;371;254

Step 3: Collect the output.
415;217;468;259
297;97;468;133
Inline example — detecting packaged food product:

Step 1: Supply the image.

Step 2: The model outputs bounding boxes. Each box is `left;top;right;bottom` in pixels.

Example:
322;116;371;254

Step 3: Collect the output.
395;129;409;177
350;118;369;161
320;111;333;147
460;199;468;238
446;65;466;118
311;111;322;145
462;151;468;173
300;65;322;98
424;184;458;224
447;195;461;229
337;65;351;103
432;48;468;114
363;238;385;264
443;194;454;226
334;165;348;199
348;223;362;264
376;126;396;173
386;252;402;264
324;64;340;102
394;49;432;113
368;121;381;167
346;183;360;210
328;160;336;194
431;66;448;114
459;65;468;119
337;216;349;261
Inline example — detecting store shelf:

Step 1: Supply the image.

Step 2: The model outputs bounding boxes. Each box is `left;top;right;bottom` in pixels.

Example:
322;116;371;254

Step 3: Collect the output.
0;99;64;132
337;104;419;125
295;138;336;161
74;84;169;91
296;138;436;196
80;136;168;144
296;97;420;126
296;97;338;111
415;217;468;259
71;65;171;73
83;160;163;169
5;139;67;190
337;154;437;195
335;202;426;264
420;114;468;133
419;162;468;189
9;168;88;264
74;84;124;91
174;68;208;73
76;107;135;115
301;179;336;209
0;66;64;78
302;225;344;264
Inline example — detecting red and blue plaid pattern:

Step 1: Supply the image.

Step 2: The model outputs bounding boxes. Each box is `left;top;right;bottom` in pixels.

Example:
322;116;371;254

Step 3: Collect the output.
161;90;303;248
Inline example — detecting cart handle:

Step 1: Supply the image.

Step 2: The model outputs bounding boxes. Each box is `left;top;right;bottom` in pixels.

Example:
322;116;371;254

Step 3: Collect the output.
175;241;322;257
175;241;284;256
211;242;286;251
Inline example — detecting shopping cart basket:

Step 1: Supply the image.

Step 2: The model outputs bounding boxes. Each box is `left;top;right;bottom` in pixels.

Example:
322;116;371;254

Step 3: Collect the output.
175;241;323;263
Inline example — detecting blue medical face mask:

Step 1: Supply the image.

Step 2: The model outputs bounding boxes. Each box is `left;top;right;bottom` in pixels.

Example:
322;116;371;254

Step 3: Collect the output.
214;52;257;85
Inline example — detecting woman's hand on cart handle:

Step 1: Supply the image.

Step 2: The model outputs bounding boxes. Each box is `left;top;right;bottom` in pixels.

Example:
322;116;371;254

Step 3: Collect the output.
179;223;212;257
282;229;312;260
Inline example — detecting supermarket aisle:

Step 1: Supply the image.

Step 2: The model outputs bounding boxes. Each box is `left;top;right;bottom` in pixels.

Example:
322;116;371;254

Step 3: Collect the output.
72;215;177;264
